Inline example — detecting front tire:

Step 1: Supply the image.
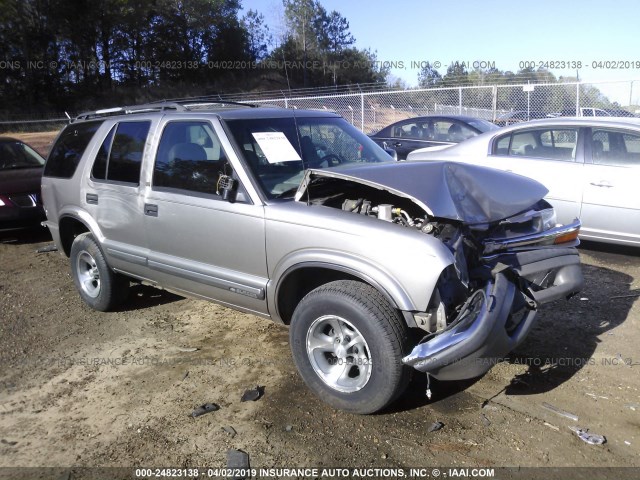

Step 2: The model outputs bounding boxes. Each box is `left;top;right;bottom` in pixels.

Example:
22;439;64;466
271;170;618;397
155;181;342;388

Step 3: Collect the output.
290;280;411;414
70;232;129;311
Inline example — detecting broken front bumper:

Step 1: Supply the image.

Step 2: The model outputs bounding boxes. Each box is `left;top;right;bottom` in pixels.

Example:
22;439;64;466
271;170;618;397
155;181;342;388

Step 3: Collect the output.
403;273;535;380
402;247;583;381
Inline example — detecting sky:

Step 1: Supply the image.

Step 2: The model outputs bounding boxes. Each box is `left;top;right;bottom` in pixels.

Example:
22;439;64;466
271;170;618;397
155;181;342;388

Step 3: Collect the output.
241;0;640;104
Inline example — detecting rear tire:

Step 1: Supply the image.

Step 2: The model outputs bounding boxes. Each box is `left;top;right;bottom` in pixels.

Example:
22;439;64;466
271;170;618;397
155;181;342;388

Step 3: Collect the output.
70;232;129;311
290;280;411;414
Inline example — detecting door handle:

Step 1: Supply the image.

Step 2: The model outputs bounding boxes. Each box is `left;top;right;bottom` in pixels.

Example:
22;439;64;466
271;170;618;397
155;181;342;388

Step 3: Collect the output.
590;181;613;188
86;193;98;205
394;142;402;147
144;203;158;216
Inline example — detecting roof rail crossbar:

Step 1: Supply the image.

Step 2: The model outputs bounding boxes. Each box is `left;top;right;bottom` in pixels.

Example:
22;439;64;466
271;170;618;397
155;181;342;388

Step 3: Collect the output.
170;98;260;109
74;102;187;121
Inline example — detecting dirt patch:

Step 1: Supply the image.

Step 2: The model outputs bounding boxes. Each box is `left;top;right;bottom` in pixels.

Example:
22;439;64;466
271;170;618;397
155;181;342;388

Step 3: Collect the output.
0;231;639;473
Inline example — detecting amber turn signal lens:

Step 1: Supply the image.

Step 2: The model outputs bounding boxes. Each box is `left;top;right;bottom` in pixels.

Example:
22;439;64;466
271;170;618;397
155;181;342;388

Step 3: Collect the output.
554;229;580;244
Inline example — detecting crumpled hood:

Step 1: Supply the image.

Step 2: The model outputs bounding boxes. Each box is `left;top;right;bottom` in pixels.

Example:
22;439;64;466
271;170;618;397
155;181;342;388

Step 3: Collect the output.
295;161;548;224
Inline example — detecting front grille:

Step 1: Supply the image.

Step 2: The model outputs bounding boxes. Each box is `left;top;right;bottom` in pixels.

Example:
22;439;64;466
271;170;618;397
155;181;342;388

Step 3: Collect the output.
8;193;38;207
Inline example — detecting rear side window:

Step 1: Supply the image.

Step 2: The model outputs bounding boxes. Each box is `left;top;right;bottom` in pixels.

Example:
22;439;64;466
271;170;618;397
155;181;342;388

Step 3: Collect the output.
90;121;150;184
494;128;578;161
44;121;103;178
592;129;640;166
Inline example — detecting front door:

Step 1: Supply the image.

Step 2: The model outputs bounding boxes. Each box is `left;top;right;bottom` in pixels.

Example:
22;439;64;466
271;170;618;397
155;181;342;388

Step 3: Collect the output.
143;118;269;315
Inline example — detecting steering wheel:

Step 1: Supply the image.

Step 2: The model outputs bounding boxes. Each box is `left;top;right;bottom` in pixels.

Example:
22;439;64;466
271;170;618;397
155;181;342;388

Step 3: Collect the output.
320;154;344;167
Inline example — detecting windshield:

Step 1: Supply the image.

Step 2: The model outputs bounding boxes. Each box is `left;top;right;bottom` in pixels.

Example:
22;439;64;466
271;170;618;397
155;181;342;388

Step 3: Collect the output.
225;115;393;198
468;119;499;132
0;140;45;170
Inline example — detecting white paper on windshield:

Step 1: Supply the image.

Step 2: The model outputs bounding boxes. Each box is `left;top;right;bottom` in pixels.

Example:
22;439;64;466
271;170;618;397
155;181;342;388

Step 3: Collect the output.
252;132;302;163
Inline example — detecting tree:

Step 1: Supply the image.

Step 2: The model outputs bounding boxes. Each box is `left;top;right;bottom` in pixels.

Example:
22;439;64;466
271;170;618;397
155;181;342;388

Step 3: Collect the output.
283;0;323;52
441;61;469;86
243;9;272;61
317;10;354;54
417;62;441;88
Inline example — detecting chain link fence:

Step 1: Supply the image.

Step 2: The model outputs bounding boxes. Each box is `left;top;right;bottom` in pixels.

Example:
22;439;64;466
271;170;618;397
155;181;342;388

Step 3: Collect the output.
0;112;71;134
2;80;639;134
243;80;639;133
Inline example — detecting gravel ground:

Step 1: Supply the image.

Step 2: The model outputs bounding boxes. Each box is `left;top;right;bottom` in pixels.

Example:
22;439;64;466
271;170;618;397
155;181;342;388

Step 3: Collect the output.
0;229;639;478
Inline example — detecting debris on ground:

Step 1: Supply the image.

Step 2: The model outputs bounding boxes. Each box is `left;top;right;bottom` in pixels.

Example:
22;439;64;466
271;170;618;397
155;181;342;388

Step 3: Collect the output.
221;426;237;438
428;421;444;432
585;393;609;400
181;371;189;381
35;244;58;253
610;293;640;300
543;422;560;432
190;403;219;418
542;402;579;421
481;414;491;427
624;403;639;411
177;347;199;352
481;403;500;412
227;449;250;479
624;441;631;446
284;425;293;432
579;297;589;301
569;426;606;445
241;386;264;402
1;439;18;446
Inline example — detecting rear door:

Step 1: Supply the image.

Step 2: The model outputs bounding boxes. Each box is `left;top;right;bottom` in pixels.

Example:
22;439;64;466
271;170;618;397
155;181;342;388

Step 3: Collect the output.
481;126;584;224
142;118;269;315
85;119;155;277
580;127;640;244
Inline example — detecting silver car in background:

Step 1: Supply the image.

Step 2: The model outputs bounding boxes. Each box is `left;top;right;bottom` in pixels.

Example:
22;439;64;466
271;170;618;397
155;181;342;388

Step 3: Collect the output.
409;117;640;246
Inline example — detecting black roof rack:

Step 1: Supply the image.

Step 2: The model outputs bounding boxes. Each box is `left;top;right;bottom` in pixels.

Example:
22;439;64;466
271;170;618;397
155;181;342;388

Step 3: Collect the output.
168;97;260;109
74;98;261;121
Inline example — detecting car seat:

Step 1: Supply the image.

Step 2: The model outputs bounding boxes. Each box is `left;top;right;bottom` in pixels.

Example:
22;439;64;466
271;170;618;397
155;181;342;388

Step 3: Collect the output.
592;140;604;160
300;136;322;166
168;142;207;162
448;124;463;142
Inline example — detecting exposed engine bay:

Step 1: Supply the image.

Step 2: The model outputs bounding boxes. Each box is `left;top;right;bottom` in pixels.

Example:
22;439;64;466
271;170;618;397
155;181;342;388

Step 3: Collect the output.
302;176;577;335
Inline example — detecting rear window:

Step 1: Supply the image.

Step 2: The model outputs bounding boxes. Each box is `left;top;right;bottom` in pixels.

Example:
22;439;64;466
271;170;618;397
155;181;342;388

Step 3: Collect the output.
44;121;103;178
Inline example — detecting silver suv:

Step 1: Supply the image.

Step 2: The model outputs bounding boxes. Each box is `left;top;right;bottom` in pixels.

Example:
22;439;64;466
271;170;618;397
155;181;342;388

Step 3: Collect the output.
42;101;583;414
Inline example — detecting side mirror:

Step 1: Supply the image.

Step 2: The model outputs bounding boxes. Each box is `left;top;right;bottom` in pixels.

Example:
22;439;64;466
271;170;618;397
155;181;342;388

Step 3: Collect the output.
382;142;398;161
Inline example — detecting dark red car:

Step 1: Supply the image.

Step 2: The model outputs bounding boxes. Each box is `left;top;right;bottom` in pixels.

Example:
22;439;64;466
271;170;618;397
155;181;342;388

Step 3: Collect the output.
0;137;46;231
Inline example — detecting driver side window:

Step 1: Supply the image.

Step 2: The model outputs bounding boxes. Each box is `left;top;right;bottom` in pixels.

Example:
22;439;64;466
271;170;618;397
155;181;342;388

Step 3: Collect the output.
152;121;234;196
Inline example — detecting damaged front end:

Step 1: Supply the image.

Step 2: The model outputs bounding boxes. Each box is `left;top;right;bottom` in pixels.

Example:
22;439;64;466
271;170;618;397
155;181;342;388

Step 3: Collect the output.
403;203;583;380
295;162;583;381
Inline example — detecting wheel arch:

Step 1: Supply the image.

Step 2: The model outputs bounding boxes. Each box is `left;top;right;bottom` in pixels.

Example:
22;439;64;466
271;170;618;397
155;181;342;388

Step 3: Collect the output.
57;209;103;257
272;262;417;327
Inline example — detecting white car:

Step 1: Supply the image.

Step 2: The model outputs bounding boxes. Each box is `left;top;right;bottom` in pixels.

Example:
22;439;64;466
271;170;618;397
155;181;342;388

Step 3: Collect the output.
408;117;640;246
